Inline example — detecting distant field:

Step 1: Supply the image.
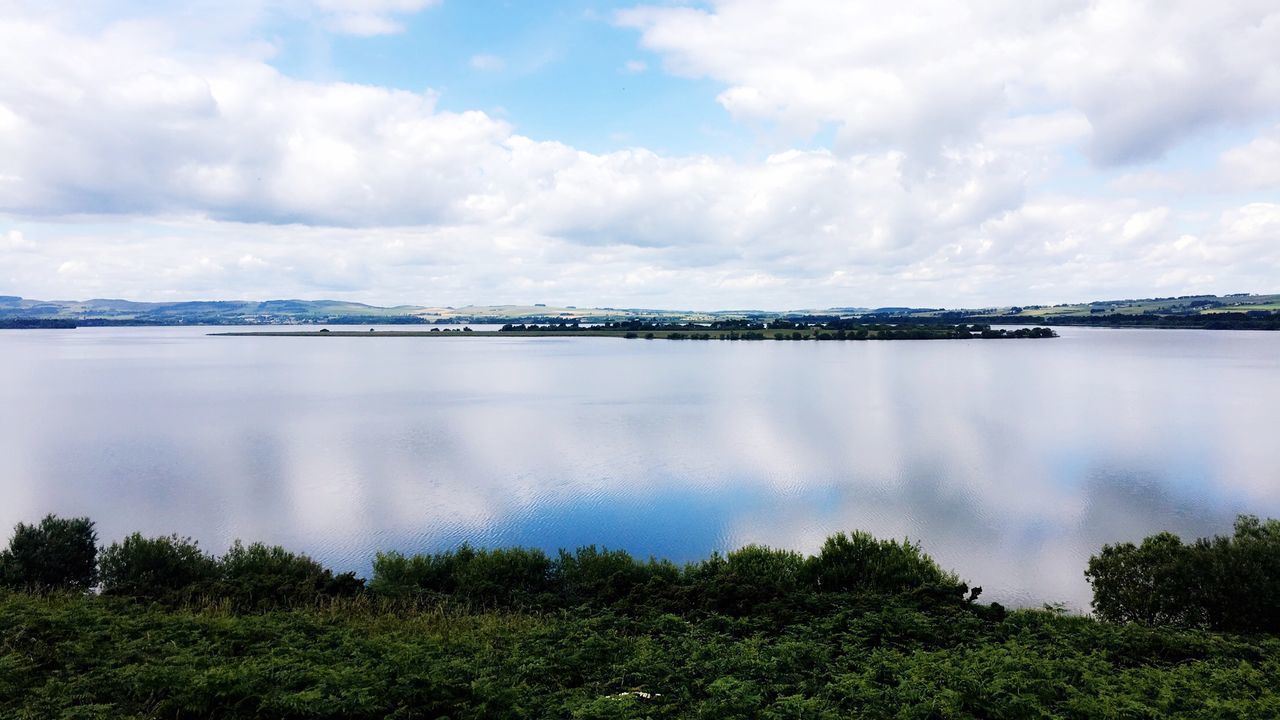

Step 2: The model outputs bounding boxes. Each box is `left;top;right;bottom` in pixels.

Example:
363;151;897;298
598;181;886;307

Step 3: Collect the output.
1203;303;1280;313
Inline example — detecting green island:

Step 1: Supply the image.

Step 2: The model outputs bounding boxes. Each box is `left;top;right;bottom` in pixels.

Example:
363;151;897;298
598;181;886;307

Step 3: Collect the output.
212;320;1058;340
4;514;1280;718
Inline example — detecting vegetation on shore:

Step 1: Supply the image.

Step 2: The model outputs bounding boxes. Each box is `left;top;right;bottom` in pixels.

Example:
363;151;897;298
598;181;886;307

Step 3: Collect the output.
3;514;1280;717
213;321;1058;340
4;292;1277;330
500;320;1057;341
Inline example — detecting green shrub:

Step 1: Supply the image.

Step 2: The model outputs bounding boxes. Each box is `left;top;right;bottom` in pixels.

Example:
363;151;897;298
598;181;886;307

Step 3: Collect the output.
371;544;552;607
453;546;553;607
1084;531;1203;626
552;546;677;607
218;541;364;608
1086;515;1280;633
369;549;452;598
804;531;959;595
0;514;97;591
98;533;220;601
695;545;806;614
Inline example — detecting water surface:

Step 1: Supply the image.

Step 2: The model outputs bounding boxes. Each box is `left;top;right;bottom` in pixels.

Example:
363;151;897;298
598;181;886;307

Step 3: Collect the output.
2;325;1277;607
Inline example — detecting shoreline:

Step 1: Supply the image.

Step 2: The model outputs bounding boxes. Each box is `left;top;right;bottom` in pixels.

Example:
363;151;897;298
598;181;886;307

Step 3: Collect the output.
209;326;1058;340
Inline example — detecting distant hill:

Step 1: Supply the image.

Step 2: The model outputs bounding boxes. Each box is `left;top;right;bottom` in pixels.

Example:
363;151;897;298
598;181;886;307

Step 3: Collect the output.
0;297;723;326
0;293;1276;329
889;293;1280;330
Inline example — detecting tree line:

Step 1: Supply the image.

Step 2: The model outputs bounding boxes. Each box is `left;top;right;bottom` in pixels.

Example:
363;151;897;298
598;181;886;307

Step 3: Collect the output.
0;516;984;618
498;320;1057;340
4;513;1277;632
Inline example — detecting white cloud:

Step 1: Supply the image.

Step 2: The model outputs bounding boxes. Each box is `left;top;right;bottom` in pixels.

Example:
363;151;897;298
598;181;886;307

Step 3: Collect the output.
622;60;647;74
0;2;1276;307
469;53;505;72
311;0;441;36
4;229;33;250
1218;126;1280;190
618;0;1280;165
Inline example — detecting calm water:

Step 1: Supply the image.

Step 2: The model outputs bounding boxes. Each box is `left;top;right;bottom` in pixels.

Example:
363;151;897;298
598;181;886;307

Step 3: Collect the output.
2;325;1278;607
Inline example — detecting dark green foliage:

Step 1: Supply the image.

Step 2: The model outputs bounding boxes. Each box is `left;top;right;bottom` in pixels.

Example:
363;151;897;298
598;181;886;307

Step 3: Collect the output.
371;544;553;608
1084;531;1201;626
6;515;1280;716
217;541;365;609
97;534;364;608
0;514;97;591
3;592;1280;719
805;531;960;595
454;546;553;606
551;546;679;608
367;549;454;597
98;533;221;601
694;545;805;614
369;536;965;617
1086;515;1280;633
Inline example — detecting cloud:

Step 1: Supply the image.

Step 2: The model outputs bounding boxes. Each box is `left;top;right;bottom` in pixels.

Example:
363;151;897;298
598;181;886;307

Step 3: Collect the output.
1218;126;1280;190
0;2;1277;307
4;229;33;250
618;0;1280;165
622;60;647;74
469;53;505;72
311;0;441;36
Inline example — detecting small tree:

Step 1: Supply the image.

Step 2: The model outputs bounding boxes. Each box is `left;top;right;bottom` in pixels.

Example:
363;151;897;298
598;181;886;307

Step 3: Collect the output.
98;533;220;601
804;531;959;595
1086;516;1280;632
218;541;363;608
0;514;98;591
1084;532;1202;626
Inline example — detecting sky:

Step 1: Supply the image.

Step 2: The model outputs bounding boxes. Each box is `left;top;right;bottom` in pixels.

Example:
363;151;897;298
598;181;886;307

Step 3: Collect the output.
1;0;1278;310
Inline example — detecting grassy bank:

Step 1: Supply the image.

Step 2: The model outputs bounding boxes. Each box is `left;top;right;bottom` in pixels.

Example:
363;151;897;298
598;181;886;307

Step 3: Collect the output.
5;591;1279;719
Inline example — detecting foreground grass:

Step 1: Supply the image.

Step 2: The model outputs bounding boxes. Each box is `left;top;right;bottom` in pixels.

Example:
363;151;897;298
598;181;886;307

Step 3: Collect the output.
4;592;1279;719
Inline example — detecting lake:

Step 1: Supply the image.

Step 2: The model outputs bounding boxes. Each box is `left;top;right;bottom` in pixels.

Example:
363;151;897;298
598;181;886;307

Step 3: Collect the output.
2;325;1277;608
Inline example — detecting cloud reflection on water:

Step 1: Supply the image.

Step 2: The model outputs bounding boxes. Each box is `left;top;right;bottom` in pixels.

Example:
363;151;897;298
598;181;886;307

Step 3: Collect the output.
1;326;1277;608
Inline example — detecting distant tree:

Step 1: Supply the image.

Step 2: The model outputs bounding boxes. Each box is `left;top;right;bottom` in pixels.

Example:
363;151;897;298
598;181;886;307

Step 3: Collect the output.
0;514;97;592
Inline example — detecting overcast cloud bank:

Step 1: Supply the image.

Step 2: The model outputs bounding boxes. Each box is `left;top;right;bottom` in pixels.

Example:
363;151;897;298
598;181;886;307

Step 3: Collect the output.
1;0;1278;308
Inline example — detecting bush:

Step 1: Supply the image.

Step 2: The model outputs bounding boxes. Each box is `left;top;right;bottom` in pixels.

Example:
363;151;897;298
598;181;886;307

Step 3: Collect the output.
218;541;364;609
804;531;960;596
371;545;552;608
369;549;455;598
1086;515;1280;633
0;514;97;591
694;545;806;614
452;546;553;607
99;533;220;601
1084;532;1202;627
552;546;677;608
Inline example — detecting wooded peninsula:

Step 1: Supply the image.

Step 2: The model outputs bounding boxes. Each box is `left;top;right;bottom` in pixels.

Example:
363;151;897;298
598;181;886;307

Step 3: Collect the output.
213;320;1059;340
